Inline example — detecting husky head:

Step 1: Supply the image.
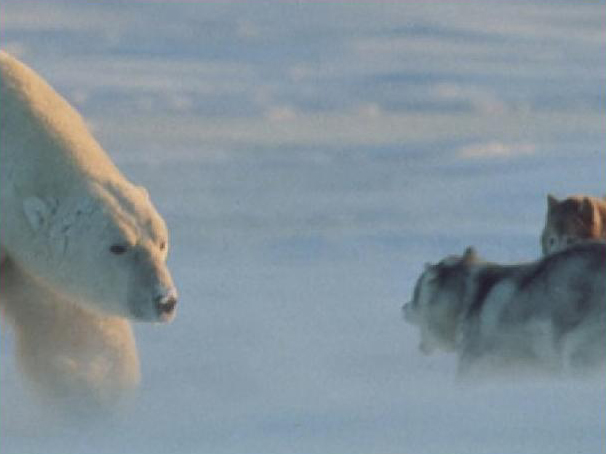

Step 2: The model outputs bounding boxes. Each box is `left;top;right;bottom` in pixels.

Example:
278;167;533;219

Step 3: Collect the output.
403;247;479;354
541;194;603;255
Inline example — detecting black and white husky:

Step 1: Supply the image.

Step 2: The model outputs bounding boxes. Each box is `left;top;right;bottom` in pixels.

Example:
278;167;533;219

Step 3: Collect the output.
403;242;606;378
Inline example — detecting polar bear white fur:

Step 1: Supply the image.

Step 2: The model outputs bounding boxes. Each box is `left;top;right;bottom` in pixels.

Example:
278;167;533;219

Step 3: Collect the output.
0;51;178;414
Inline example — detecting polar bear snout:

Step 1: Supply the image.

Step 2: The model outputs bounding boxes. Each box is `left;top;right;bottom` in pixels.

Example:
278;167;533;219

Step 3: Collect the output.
125;246;178;322
155;290;178;322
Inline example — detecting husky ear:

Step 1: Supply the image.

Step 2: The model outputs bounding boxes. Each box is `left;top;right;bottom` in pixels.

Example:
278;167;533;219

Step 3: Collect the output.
23;196;51;232
462;247;477;263
578;198;596;224
547;194;558;211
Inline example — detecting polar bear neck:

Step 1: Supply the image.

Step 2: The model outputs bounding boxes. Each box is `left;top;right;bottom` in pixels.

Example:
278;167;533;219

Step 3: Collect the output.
0;51;124;198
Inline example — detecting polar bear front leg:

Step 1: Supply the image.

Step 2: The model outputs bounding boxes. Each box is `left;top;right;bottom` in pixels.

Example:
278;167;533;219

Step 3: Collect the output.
0;262;140;415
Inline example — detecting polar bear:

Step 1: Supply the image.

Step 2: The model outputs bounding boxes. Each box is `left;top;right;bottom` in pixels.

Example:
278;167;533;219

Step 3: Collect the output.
0;51;178;414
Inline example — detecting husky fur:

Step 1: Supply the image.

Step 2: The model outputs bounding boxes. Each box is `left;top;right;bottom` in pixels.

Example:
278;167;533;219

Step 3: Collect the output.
403;242;606;378
541;194;606;255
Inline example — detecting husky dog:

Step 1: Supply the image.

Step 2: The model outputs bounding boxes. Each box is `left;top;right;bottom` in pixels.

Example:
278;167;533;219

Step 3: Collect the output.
541;194;606;255
403;242;606;378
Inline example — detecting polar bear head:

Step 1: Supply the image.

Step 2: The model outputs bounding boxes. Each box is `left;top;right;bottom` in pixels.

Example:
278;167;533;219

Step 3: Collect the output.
21;180;178;323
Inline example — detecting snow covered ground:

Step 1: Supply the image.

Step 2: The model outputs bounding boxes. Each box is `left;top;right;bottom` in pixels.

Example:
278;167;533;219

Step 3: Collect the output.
1;1;605;453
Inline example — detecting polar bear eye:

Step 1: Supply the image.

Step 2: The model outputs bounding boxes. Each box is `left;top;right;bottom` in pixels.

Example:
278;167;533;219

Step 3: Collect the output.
159;241;167;251
110;244;128;255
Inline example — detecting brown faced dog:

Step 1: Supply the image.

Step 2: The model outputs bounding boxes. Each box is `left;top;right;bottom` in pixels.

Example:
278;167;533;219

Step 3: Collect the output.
541;194;606;255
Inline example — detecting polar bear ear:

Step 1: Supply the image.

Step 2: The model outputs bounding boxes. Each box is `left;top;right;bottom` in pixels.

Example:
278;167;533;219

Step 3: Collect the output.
23;196;50;231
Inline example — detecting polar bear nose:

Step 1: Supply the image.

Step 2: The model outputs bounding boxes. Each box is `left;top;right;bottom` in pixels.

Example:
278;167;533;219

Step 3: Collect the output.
155;291;177;322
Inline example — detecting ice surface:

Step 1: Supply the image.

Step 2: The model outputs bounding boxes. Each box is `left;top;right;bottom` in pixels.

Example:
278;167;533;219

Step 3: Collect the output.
1;1;605;453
